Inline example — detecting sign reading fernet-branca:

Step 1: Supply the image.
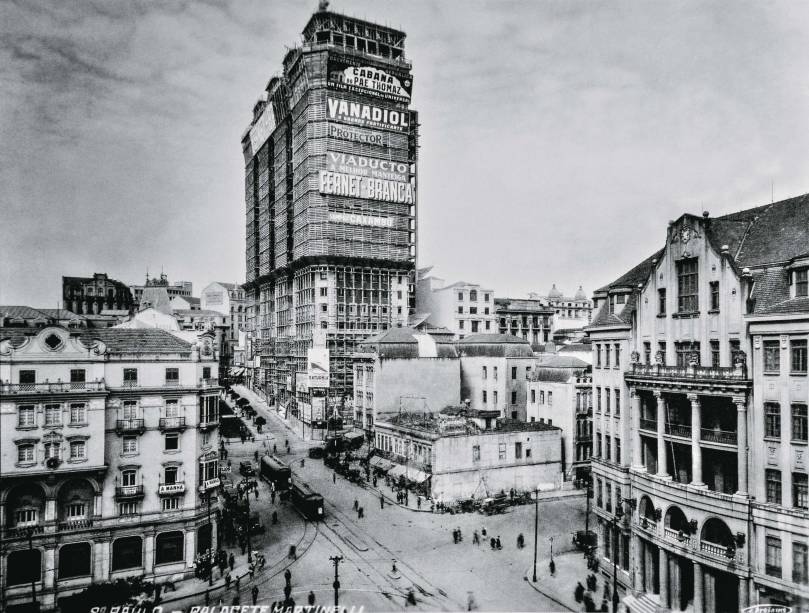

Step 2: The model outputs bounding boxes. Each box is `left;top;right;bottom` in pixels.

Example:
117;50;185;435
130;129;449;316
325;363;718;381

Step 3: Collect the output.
327;97;410;133
307;347;330;388
319;170;415;204
328;54;413;102
326;152;410;182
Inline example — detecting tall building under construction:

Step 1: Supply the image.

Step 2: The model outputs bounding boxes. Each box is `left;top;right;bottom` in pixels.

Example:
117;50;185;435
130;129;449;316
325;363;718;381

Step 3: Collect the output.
242;7;418;423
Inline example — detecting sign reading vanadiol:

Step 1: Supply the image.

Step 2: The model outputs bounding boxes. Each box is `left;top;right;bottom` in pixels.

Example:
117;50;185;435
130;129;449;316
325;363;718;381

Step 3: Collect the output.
327;97;410;133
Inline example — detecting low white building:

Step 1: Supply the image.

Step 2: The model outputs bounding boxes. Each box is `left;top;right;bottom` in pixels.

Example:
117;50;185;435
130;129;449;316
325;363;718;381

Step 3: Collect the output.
415;268;497;339
0;324;221;611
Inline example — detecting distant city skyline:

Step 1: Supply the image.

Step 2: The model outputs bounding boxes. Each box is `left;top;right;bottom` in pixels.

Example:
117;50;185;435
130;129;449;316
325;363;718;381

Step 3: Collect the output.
2;0;808;306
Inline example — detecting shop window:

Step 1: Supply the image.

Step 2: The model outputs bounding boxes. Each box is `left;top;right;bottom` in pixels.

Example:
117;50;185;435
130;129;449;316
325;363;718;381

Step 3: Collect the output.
155;531;184;565
7;549;41;586
112;536;143;571
59;542;91;579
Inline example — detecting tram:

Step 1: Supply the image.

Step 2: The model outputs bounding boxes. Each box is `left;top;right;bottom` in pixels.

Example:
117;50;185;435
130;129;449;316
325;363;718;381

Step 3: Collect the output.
291;479;324;521
260;455;292;491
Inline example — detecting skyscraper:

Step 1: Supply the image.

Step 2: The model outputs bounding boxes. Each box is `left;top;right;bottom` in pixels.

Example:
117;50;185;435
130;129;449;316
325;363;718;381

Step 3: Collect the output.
242;7;418;427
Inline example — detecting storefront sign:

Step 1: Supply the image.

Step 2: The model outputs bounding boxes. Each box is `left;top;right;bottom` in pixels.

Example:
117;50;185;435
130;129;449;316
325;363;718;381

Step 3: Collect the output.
307;347;330;388
319;171;415;204
328;123;388;146
199;477;221;492
327;97;410;133
326;152;410;182
329;212;393;228
158;483;186;495
328;55;413;102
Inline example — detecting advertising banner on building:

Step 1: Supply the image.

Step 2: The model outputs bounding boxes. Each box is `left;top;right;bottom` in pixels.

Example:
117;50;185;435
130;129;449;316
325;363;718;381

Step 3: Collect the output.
328;54;412;102
249;106;276;153
307;347;330;388
328;123;389;146
296;373;308;393
326;152;410;182
328;212;393;228
311;396;326;421
319;170;415;205
327;97;410;133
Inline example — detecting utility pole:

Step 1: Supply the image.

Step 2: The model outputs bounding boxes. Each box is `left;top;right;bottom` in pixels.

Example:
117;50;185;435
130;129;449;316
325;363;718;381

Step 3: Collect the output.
239;478;253;563
207;492;213;587
532;487;539;582
27;527;37;612
330;555;343;608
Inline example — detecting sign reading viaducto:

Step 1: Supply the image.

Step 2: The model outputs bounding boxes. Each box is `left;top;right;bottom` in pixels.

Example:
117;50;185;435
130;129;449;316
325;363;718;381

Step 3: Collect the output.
326;152;410;182
328;53;413;102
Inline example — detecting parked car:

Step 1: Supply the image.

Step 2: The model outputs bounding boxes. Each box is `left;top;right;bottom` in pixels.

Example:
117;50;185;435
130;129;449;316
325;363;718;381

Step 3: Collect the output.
308;445;325;459
248;512;265;535
480;497;509;515
239;461;255;477
572;530;597;552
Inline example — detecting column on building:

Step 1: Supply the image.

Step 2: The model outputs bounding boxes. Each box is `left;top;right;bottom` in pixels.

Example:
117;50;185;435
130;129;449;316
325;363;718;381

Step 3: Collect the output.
94;539;110;580
659;548;669;609
631;390;643;469
654;391;668;478
45;496;57;522
738;577;749;610
144;534;155;574
704;568;716;613
669;555;680;610
633;533;644;592
693;561;703;613
185;530;196;569
688;393;704;486
43;546;56;590
645;545;657;595
734;396;748;496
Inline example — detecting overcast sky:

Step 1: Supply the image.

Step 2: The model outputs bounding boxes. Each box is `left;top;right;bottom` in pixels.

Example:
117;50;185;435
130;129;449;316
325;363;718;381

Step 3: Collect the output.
2;0;808;307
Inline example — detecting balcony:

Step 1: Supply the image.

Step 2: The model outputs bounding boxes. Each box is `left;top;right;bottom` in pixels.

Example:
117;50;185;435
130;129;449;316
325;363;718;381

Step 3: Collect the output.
115;485;145;500
626;362;748;382
200;378;220;388
699;540;743;563
164;379;181;387
198;478;221;493
639;418;657;432
57;518;94;532
157;483;186;496
3;524;45;539
665;423;692;438
115;418;145;435
700;427;737;446
159;417;187;432
1;381;106;394
664;527;691;546
197;418;219;432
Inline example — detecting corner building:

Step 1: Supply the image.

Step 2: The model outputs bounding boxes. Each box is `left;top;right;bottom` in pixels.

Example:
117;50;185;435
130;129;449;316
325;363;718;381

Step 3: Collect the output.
588;194;809;613
242;9;417;419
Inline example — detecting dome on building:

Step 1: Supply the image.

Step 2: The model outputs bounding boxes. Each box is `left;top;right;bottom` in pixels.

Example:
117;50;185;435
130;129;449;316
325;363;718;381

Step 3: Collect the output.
548;284;563;299
574;286;587;300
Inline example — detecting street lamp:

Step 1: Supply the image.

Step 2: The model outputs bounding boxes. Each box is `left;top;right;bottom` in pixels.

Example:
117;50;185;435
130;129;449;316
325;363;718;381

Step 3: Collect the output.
532;483;555;583
610;498;636;613
24;525;39;613
237;478;255;563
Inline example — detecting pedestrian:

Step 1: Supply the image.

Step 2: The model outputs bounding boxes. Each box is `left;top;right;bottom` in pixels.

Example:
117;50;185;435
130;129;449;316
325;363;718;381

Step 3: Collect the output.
353;499;359;511
259;554;266;569
288;545;297;560
575;582;585;603
235;575;241;592
205;590;210;606
490;537;496;550
254;450;259;462
272;511;278;524
457;527;462;542
271;490;276;504
255;488;259;500
603;582;610;601
358;506;364;519
417;496;422;510
232;594;240;606
496;536;502;550
273;443;277;454
405;492;409;506
229;553;235;571
308;590;316;606
225;572;232;590
583;593;595;612
249;564;255;580
481;527;487;537
473;530;480;545
300;458;305;467
380;495;385;509
373;476;377;487
467;591;477;611
284;568;292;586
333;472;337;484
549;559;556;576
453;529;458;544
600;599;609;612
407;589;417;606
517;533;524;549
252;585;259;605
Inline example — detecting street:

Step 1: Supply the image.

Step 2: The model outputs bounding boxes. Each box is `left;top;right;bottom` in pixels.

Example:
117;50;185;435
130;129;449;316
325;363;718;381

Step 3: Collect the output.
159;385;590;612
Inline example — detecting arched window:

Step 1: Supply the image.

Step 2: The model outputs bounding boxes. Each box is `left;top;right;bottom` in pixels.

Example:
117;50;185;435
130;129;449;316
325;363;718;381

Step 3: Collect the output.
7;548;41;585
155;531;184;565
59;542;91;579
112;536;142;571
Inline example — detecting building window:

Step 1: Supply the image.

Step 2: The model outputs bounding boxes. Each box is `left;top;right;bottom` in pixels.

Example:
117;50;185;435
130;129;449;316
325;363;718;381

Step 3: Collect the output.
44;404;62;426
472;445;480;462
605;435;612;461
797;269;809;297
18;405;35;427
596;433;602;458
69;441;86;460
614;344;620;368
794;473;808;509
17;443;35;463
644;342;651;364
44;441;60;460
458;320;464;330
482;390;487;403
493;391;498;405
165;433;180;451
164;466;178;484
605;346;611;368
457;306;463;314
709;281;719;311
766;469;782;504
320;287;327;296
710;340;720;367
162;497;182;511
615;439;621;464
470;307;478;315
70;403;87;424
540;390;545;404
765;403;781;439
485;321;491;330
498;443;506;460
605;483;612;512
493;367;498;381
605;389;611;414
123;368;138;385
155;531;185;565
19;369;36;386
766;536;782;577
764;340;781;373
122;400;138;419
677;258;699;312
547;391;552;406
792;340;808;373
458;292;464;301
511;366;517;380
793;404;808;442
515;442;522;459
482;366;487;379
595;344;601;367
511;391;517;405
470;290;478;301
596;479;603;507
112;536;142;569
59;542;91;580
615;389;620;415
123;436;138;454
596;387;601;412
658;342;667;365
531;390;536;403
7;549;41;586
70;369;85;383
793;543;808;585
658;289;666;315
471;321;479;333
675;342;700;367
122;469;137;486
165;399;179;418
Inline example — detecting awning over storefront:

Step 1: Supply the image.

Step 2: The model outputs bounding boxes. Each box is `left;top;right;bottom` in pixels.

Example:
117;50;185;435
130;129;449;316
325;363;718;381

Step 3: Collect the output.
229;367;245;376
387;464;407;478
369;456;394;472
407;469;430;484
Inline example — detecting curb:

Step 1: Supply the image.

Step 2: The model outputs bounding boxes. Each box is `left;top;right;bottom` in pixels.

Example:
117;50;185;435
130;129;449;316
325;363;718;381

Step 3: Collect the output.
522;567;576;612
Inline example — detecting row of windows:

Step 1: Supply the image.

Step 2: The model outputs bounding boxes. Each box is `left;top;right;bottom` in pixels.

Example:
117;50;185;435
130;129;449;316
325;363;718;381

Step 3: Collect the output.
765;469;809;509
458;305;491;315
594;433;622;464
15;366;212;385
458;290;490;302
458;319;491;332
594;343;621;369
764;403;808;442
765;535;809;584
530;389;553;406
594;387;621;415
471;441;531;462
17;440;86;463
483;366;532;381
18;403;87;427
764;339;808;374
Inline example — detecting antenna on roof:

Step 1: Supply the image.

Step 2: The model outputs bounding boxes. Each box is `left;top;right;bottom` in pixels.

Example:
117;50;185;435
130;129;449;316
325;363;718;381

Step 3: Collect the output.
771;180;774;204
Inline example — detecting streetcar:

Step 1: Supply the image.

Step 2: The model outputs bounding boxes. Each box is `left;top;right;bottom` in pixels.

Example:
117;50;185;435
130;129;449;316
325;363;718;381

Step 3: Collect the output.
290;479;324;521
260;455;292;491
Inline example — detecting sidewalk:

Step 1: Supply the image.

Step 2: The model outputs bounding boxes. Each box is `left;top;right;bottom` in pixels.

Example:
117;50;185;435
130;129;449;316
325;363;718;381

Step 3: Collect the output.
523;550;602;613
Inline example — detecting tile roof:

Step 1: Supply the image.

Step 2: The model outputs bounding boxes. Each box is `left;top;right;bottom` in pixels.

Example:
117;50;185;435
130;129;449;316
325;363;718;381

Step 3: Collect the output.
588;291;640;329
595;250;665;293
0;306;52;321
79;328;193;353
748;268;809;315
37;309;85;320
